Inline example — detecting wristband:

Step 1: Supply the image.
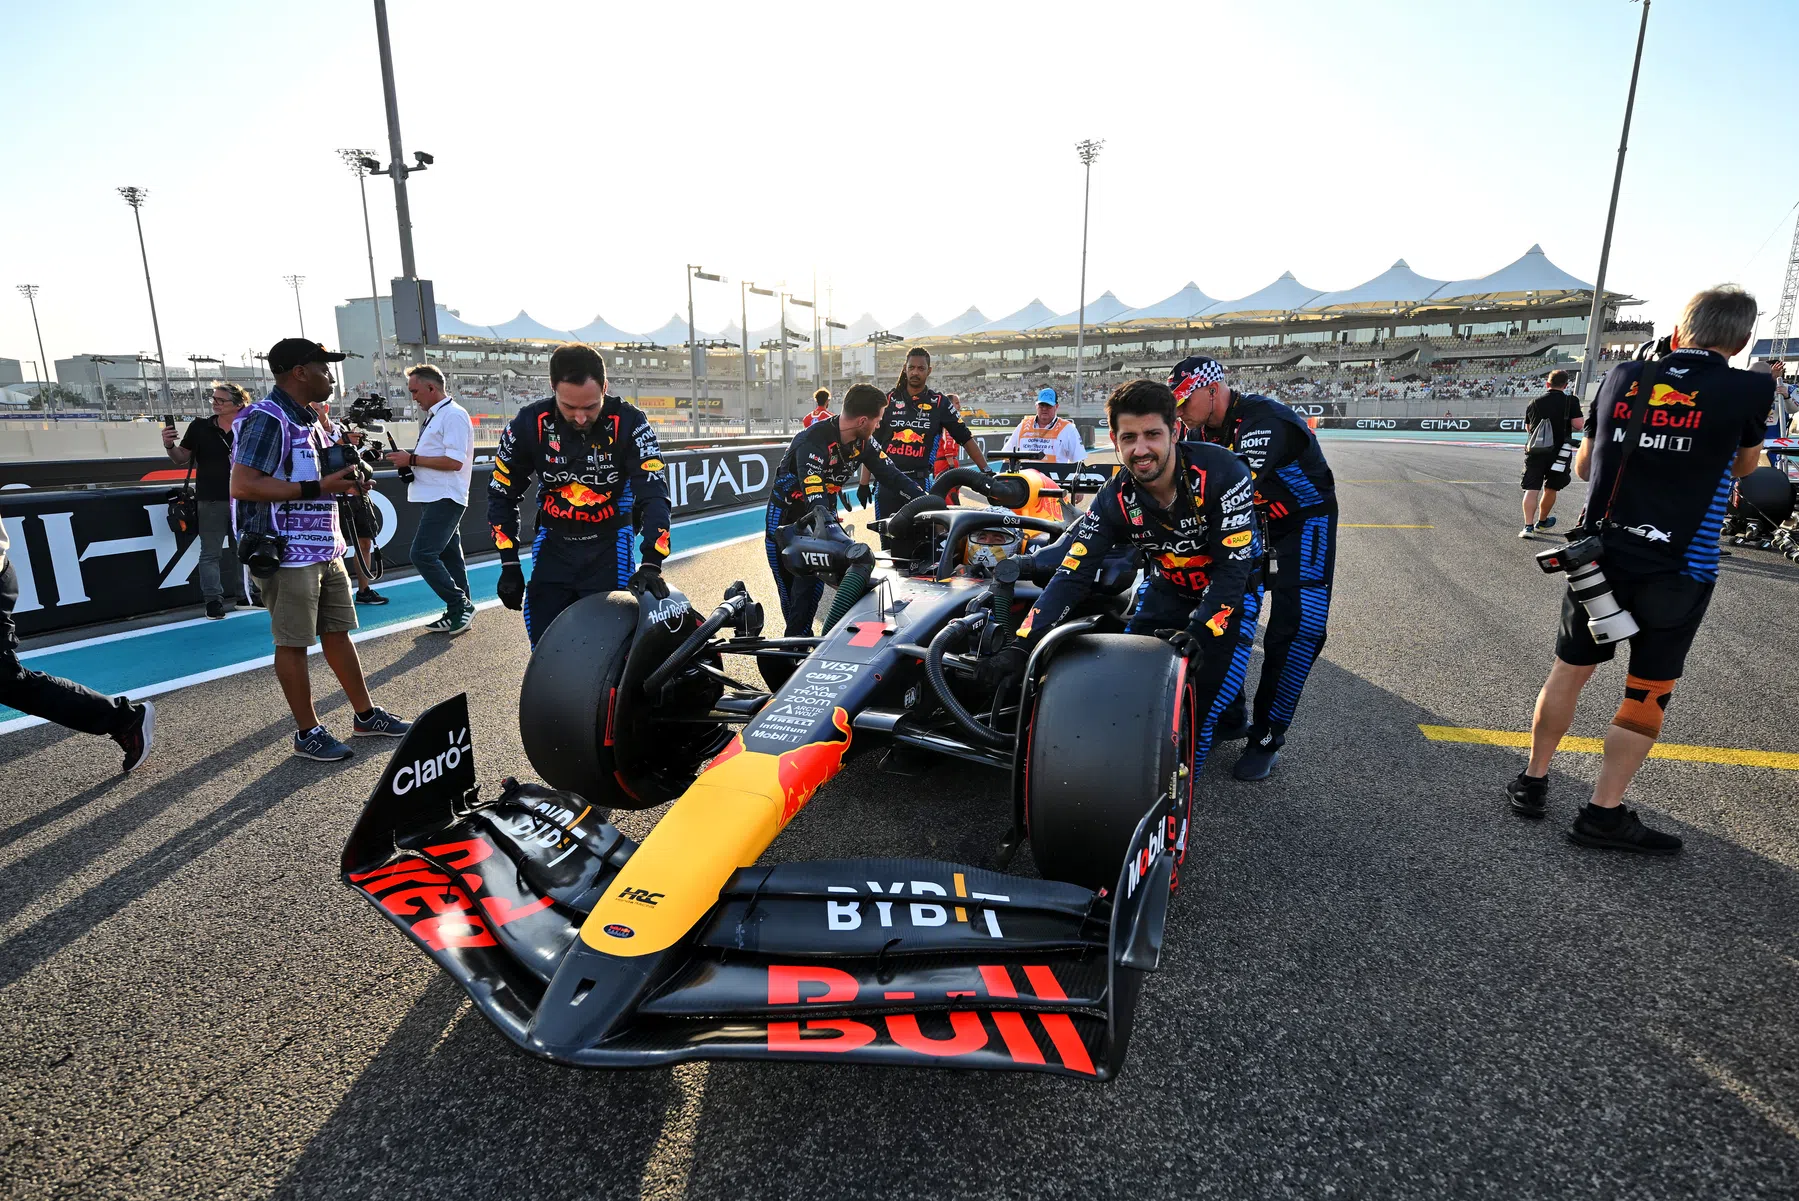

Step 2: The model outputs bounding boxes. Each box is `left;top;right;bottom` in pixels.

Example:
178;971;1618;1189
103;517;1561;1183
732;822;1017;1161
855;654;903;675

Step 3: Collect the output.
299;480;321;500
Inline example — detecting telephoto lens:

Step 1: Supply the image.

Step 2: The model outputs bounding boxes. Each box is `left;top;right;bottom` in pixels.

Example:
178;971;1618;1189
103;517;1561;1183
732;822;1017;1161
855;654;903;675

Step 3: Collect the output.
1565;558;1639;644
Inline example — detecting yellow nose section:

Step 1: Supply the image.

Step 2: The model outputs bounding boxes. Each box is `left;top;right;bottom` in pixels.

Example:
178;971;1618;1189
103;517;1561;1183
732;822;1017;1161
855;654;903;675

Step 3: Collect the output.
578;713;852;957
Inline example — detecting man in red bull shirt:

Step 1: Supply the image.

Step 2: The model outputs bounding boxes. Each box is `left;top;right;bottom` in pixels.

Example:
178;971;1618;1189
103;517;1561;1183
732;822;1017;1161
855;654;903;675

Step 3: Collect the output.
487;344;673;645
986;379;1261;784
1509;286;1772;854
864;347;989;518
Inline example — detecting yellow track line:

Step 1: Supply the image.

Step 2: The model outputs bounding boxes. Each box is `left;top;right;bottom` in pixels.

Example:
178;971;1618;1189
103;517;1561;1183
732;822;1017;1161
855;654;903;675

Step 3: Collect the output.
1419;724;1799;771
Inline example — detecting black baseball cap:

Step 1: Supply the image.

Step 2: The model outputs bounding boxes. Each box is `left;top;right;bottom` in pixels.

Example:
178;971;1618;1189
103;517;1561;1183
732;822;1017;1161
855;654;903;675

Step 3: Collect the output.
267;338;348;375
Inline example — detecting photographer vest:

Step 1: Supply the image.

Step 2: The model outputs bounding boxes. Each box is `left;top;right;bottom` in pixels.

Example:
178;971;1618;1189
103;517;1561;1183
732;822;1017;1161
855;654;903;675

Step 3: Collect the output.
246;396;345;567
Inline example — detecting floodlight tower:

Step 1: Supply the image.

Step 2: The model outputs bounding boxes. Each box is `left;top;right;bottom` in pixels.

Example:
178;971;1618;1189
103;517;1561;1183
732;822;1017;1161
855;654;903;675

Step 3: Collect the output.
117;187;174;409
15;285;52;413
1769;212;1799;365
338;148;392;395
1073;138;1104;416
284;275;307;337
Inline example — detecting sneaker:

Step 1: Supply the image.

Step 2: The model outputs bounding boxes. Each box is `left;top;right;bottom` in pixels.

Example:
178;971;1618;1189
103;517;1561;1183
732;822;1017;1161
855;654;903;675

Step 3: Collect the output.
1232;738;1281;782
1568;804;1683;855
113;701;155;774
205;599;226;620
1518;524;1535;538
1506;771;1548;818
249;586;264;608
294;725;353;762
355;588;389;606
444;604;474;636
423;611;456;633
1536;515;1557;530
352;707;412;737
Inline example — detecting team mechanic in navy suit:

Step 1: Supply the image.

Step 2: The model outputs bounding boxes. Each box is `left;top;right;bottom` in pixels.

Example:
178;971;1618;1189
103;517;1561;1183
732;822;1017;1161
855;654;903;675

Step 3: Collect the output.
487;344;673;645
1172;356;1337;781
765;383;922;636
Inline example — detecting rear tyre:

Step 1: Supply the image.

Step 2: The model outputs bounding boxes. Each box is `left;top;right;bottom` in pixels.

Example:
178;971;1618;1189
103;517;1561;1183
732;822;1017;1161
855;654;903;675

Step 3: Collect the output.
1025;634;1188;891
518;592;639;815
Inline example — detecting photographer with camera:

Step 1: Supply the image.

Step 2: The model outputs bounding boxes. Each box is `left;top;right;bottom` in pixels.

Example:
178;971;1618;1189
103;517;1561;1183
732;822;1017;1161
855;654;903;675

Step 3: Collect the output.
231;339;411;762
1518;369;1584;538
1509;287;1772;853
308;395;387;606
384;364;474;635
162;381;251;617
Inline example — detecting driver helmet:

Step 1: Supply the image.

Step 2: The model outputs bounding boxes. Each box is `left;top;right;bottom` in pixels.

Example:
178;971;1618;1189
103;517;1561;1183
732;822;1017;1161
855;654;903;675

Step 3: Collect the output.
962;526;1024;571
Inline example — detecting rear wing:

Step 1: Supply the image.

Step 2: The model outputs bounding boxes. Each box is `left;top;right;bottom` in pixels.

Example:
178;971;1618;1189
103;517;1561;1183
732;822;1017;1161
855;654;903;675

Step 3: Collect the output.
342;696;1172;1079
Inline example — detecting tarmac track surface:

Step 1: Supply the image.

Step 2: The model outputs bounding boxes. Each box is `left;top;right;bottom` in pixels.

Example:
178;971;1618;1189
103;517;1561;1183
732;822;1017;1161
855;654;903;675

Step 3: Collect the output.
2;440;1797;1200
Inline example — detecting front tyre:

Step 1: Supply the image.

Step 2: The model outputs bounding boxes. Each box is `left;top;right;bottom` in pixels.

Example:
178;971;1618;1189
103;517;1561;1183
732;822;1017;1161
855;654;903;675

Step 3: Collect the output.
518;591;647;813
1025;634;1190;891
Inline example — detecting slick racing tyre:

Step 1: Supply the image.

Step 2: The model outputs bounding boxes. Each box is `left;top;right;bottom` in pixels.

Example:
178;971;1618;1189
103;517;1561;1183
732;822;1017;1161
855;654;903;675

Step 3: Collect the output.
1025;634;1189;891
519;592;639;816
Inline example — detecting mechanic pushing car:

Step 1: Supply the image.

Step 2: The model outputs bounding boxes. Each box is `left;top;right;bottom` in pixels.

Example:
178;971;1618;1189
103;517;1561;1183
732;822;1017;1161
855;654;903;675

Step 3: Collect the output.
766;383;923;636
986;379;1262;780
863;347;990;519
1173;355;1337;781
487;344;673;645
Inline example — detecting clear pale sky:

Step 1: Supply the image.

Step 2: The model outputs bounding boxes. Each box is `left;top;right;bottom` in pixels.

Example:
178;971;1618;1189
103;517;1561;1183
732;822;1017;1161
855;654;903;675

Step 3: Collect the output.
2;0;1794;374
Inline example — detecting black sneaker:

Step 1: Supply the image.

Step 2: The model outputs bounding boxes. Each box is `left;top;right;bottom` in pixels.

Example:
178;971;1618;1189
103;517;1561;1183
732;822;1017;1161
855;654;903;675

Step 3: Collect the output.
205;599;226;620
355;589;390;606
352;707;412;737
1506;771;1548;818
1568;804;1682;855
294;725;354;762
1232;732;1283;781
112;701;155;774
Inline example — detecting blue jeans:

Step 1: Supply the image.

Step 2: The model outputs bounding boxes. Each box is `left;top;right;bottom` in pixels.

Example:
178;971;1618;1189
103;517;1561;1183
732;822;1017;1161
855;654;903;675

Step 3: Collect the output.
411;499;469;611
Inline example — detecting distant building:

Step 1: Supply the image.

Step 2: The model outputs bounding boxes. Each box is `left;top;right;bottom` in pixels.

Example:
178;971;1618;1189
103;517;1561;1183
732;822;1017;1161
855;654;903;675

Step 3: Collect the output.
0;359;21;387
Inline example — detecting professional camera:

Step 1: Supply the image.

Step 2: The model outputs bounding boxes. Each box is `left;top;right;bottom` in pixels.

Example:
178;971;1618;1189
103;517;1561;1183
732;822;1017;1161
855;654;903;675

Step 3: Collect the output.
237;529;289;580
338;395;413;484
345;395;395;425
1535;533;1639;644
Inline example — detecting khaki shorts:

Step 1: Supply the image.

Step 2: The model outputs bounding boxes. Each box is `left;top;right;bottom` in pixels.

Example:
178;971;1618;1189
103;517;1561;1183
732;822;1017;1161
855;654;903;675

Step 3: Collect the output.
262;558;359;647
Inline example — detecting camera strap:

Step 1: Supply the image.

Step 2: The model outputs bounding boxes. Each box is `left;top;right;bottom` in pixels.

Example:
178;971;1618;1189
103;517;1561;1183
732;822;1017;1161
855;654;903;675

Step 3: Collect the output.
1597;357;1665;529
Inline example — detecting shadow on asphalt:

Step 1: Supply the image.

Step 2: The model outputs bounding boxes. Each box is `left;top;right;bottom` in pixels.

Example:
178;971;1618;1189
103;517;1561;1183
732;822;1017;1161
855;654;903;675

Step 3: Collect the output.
0;639;455;993
270;656;1799;1199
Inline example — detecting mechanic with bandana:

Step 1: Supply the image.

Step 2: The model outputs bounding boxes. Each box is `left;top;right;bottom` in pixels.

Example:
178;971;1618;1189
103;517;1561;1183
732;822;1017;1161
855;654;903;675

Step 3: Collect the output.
860;347;990;518
767;383;923;636
1172;355;1337;781
488;344;672;646
984;379;1261;781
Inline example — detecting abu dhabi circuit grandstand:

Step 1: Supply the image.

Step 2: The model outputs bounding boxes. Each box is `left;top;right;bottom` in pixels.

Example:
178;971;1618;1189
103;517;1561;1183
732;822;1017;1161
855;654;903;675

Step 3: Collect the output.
327;244;1647;426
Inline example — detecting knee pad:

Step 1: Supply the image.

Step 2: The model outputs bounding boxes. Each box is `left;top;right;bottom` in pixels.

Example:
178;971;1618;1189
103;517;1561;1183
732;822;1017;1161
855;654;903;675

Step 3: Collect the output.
1614;674;1674;738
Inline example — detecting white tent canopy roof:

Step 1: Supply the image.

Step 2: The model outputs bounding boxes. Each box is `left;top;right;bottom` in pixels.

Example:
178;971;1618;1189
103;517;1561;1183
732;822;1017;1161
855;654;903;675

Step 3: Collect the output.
1429;244;1594;303
1203;272;1326;318
569;315;642;343
1031;291;1136;329
924;306;990;337
1116;283;1220;323
969;299;1059;335
1303;260;1450;311
891;312;934;338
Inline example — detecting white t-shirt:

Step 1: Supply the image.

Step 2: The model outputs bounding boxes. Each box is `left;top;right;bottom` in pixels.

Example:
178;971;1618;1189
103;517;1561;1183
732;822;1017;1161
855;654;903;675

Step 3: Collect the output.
409;397;474;504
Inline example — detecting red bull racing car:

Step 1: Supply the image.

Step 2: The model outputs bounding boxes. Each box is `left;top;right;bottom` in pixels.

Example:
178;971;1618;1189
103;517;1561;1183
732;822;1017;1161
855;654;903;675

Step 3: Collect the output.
343;466;1205;1080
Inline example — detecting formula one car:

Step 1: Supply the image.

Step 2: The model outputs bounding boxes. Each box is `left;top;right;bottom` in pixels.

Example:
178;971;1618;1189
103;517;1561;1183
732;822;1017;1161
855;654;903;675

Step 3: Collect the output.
343;465;1204;1080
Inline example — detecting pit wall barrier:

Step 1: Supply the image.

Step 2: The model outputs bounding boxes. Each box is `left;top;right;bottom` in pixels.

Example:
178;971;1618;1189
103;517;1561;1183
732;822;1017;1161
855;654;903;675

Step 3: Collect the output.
1314;417;1532;432
0;442;784;638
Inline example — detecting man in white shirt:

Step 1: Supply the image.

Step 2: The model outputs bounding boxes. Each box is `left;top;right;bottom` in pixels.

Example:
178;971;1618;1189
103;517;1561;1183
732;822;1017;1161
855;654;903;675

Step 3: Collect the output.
1002;388;1086;463
386;364;476;634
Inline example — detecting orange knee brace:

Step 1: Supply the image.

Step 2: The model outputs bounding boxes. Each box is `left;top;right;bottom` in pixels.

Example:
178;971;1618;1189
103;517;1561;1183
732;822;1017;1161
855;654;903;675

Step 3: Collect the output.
1614;674;1674;738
